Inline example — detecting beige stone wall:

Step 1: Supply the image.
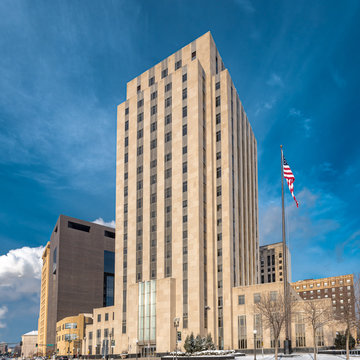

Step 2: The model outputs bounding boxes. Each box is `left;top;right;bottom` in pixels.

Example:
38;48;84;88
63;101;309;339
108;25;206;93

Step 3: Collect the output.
21;334;38;358
232;282;341;350
113;31;258;353
56;314;92;356
37;242;50;355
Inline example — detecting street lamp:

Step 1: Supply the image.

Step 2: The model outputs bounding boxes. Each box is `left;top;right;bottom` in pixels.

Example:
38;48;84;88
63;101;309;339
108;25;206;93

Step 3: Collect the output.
253;330;257;360
135;339;138;360
173;318;180;360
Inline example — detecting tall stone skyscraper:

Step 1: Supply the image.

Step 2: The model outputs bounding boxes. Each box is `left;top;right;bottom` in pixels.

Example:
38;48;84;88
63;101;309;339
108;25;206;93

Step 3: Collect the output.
115;31;258;353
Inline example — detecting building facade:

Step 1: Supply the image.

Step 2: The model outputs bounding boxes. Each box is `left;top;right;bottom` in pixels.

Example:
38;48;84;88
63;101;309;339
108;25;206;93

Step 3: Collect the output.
56;314;93;356
38;242;50;356
21;331;38;358
37;215;115;355
259;242;291;284
232;283;339;351
113;31;259;354
291;274;354;316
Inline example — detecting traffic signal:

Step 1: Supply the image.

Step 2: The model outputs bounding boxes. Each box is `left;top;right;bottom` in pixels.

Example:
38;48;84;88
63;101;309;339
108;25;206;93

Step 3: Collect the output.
177;331;181;342
36;344;38;348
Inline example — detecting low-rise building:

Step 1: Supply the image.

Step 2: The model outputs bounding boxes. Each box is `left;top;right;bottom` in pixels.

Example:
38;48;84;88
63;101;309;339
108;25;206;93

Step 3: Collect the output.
56;313;93;356
21;330;38;358
291;274;354;316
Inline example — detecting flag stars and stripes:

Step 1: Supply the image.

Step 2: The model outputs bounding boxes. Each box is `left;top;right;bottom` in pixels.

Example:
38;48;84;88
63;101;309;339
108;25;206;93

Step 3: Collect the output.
283;157;299;207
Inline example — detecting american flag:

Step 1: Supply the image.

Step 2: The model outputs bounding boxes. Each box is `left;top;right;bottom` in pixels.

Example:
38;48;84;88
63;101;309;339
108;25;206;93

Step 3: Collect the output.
283;157;299;207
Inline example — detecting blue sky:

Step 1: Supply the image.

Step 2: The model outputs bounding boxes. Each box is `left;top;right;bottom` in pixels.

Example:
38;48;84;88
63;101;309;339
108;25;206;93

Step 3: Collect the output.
1;0;359;343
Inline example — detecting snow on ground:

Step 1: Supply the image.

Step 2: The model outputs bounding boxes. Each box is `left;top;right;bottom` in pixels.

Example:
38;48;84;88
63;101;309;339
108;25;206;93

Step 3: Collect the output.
236;354;360;360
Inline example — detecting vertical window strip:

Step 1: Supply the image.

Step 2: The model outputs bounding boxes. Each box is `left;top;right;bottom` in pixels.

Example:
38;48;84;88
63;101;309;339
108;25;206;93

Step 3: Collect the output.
164;76;172;278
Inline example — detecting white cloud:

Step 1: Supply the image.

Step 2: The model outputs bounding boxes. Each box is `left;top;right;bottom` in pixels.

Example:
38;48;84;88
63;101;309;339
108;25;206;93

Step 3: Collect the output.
235;0;255;14
0;246;44;301
92;218;115;228
0;305;7;328
266;73;284;87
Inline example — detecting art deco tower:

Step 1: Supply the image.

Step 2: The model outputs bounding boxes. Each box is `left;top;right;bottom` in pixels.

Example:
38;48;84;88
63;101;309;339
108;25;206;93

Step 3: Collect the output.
115;31;259;353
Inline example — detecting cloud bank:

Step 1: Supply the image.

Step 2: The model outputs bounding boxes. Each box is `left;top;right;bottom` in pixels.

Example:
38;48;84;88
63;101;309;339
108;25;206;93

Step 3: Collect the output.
92;218;115;228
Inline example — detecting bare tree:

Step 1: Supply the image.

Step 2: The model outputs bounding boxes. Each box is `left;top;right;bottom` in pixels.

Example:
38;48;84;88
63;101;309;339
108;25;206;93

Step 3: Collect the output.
334;291;356;360
302;299;333;360
254;292;286;360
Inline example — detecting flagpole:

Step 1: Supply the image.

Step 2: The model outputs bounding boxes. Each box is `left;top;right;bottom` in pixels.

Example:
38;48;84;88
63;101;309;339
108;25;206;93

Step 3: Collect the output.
281;145;291;354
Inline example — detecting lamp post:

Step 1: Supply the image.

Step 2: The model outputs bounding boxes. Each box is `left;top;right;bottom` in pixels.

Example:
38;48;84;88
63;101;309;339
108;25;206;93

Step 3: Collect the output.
253;330;257;360
173;318;180;360
135;339;138;360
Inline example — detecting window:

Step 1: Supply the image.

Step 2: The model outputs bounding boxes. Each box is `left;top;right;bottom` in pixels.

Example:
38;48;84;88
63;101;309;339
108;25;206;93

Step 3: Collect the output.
165;82;172;92
270;291;278;301
151;139;157;149
165;153;172;162
162;68;168;78
125;137;128;147
183;162;187;174
216;96;220;107
254;293;261;304
183;215;188;223
182;73;187;82
137;99;143;108
151;122;157;132
165;169;171;179
125;120;129;131
150;175;157;184
191;51;196;60
165;132;172;142
124;172;128;180
125;107;129;115
183;181;188;192
216;186;221;197
216;131;221;142
165;187;171;198
238;315;247;349
137;180;143;190
137;85;141;92
151;105;157;115
175;60;182;70
104;230;115;239
238;295;245;305
182;146;187;154
149;76;155;86
137;146;143;155
216;151;221;160
137;129;143;139
151;91;157;100
68;221;90;233
137;112;143;123
182;106;187;118
216;113;221;124
105;313;109;321
182;88;187;100
165;114;172;125
216;167;221;178
216;82;220;90
97;314;101;322
165;97;172;107
183;124;187;136
183;200;187;208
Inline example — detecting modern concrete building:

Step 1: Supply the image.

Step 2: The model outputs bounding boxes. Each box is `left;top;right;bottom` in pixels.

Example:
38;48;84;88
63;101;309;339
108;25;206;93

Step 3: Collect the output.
21;330;38;358
291;274;355;316
37;215;115;355
56;313;93;356
259;242;291;284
